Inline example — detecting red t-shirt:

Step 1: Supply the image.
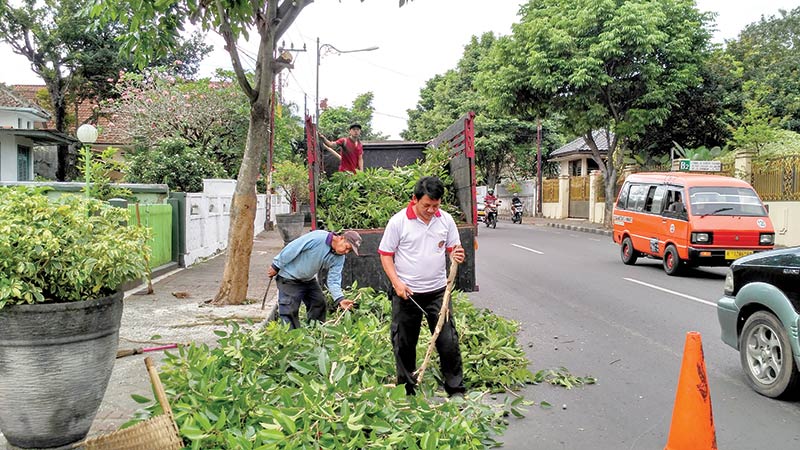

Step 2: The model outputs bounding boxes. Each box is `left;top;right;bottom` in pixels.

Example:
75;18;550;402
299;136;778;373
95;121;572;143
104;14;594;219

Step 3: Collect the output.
335;137;363;173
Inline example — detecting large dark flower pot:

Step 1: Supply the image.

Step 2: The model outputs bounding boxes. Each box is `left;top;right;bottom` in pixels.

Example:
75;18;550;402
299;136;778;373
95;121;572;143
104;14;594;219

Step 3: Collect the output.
0;292;123;449
275;212;305;246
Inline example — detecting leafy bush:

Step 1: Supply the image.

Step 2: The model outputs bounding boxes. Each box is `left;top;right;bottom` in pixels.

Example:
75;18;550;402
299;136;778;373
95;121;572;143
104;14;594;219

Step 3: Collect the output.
272;159;310;210
134;287;534;448
0;188;151;309
125;139;227;192
317;147;462;229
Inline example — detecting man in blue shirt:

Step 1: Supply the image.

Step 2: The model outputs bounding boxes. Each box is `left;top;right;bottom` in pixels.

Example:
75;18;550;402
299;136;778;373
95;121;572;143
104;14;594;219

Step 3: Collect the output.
267;230;362;329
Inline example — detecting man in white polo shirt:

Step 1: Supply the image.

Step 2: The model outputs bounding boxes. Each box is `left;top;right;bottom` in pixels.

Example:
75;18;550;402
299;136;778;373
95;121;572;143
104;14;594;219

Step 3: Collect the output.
378;176;467;397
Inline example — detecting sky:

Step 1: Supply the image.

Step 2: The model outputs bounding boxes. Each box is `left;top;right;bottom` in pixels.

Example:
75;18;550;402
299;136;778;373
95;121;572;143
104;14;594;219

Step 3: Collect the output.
1;0;798;139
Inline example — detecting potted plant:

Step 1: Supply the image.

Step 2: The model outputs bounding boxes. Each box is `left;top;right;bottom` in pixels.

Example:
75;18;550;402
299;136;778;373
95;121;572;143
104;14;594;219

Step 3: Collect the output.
0;187;149;449
272;159;310;245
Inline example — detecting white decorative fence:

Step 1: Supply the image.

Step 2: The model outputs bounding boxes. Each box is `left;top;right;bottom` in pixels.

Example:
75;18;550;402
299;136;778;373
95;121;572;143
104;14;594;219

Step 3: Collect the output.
181;179;291;267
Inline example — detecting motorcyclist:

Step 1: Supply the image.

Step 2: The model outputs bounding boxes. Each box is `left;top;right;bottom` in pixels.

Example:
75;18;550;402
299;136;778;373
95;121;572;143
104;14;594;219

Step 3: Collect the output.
511;194;522;208
483;189;497;208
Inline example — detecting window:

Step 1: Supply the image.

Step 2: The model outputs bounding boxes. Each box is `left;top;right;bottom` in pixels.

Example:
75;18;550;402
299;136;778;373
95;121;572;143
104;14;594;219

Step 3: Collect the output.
17;146;31;181
627;184;648;211
17;118;22;129
689;186;767;216
646;185;666;213
616;183;630;209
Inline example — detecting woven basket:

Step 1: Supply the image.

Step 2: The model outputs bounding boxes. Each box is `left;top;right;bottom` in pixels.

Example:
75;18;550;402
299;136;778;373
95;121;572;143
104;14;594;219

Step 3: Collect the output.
74;357;184;450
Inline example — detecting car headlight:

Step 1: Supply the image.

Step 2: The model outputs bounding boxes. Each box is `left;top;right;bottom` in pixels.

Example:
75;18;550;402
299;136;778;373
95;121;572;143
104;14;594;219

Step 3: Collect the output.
759;233;774;245
691;232;713;244
723;269;734;296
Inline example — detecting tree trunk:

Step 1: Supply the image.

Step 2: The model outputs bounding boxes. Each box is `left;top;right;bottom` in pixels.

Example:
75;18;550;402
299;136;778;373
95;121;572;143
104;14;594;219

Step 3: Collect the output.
49;78;70;181
211;99;271;306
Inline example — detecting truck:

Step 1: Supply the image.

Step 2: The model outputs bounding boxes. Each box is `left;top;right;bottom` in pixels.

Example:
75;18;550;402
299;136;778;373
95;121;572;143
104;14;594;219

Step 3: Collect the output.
305;112;479;293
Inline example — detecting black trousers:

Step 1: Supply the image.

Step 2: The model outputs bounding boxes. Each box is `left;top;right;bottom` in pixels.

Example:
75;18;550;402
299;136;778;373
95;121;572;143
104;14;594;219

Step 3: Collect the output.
276;276;327;329
390;287;466;396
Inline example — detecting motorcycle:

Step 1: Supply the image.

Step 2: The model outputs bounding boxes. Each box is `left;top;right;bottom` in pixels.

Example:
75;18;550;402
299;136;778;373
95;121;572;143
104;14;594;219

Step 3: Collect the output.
484;201;499;229
511;202;523;224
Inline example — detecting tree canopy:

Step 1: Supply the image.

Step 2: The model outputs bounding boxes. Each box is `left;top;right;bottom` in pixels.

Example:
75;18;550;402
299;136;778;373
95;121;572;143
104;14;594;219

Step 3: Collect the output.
319;92;387;141
480;0;713;222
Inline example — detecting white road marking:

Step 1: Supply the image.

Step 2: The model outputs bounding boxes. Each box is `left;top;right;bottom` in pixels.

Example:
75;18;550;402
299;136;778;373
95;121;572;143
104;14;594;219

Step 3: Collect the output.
624;278;716;307
511;243;544;255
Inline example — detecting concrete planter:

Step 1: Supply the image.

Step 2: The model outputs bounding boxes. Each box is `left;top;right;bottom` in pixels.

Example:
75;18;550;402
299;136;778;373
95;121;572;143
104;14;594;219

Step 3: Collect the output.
0;292;123;449
276;212;305;245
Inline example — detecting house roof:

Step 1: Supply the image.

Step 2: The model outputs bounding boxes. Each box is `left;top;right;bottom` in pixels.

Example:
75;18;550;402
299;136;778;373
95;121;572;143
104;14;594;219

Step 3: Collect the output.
0;128;78;145
10;84;130;146
0;84;50;119
551;129;614;159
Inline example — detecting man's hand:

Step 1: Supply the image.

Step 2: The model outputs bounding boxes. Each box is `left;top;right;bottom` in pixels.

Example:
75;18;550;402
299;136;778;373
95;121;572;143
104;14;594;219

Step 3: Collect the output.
451;245;466;264
267;266;277;278
339;299;354;311
393;281;413;299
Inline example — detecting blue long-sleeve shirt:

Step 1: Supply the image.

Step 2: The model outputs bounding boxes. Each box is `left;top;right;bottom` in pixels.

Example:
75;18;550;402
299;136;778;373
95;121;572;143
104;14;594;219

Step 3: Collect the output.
271;230;346;302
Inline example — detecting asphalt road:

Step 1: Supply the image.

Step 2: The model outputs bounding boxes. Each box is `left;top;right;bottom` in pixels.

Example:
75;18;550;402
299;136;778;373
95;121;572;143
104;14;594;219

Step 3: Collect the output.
469;221;800;450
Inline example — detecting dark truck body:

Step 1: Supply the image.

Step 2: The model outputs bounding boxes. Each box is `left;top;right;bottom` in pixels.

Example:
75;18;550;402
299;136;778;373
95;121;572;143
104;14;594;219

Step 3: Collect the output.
306;112;478;293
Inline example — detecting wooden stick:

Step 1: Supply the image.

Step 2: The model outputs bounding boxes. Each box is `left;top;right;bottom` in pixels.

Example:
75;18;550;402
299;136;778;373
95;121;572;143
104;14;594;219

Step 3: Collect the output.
414;259;459;384
145;356;176;420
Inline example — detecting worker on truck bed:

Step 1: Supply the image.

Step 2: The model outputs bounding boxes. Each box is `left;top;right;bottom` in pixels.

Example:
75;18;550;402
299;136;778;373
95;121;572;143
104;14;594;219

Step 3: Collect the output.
319;123;364;173
378;176;467;398
267;230;362;329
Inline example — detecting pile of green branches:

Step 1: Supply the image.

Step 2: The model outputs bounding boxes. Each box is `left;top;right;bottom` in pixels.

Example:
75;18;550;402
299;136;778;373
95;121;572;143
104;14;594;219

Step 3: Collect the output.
131;287;534;449
317;147;463;230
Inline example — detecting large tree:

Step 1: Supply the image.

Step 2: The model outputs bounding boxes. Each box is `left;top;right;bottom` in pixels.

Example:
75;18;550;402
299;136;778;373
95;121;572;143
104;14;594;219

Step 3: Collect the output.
480;0;713;224
404;32;541;187
318;91;387;141
93;0;412;305
725;7;800;133
0;0;209;180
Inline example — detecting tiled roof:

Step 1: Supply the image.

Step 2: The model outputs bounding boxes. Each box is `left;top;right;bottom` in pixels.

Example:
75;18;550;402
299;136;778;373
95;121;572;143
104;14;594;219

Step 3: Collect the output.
551;129;613;157
0;84;50;118
11;84;131;146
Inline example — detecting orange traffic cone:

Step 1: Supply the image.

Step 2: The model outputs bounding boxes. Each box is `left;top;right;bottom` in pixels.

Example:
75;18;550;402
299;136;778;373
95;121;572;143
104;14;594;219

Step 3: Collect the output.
664;331;717;450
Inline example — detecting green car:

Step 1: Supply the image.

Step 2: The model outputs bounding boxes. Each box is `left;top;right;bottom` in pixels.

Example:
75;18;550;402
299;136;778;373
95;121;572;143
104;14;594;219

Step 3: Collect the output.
717;246;800;398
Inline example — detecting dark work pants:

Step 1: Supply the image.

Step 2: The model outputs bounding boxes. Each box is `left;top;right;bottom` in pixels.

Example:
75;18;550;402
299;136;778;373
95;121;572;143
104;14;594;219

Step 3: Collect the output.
276;276;327;329
390;287;466;396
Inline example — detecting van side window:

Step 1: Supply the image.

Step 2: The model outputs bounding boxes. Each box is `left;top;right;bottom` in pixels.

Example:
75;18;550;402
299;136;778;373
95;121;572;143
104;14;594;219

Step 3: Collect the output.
664;188;686;217
646;185;666;213
616;183;630;209
628;184;647;211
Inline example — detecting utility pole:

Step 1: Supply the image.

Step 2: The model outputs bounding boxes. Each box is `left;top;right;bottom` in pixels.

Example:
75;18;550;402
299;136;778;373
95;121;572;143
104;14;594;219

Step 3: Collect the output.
536;118;543;217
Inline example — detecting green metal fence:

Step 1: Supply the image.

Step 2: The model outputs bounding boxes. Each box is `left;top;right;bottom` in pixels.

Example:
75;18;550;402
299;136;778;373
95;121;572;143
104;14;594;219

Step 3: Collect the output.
128;203;173;268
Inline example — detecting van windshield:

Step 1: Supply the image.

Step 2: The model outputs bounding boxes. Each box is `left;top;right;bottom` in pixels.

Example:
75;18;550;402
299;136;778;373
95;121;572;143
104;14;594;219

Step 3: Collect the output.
688;186;767;217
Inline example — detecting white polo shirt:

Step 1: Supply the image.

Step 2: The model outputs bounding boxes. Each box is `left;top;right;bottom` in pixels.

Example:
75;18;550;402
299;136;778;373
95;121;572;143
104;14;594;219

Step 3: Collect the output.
378;202;461;293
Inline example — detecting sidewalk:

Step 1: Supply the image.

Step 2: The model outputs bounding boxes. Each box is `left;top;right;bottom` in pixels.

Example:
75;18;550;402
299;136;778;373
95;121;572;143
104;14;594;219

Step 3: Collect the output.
1;229;284;450
499;213;613;237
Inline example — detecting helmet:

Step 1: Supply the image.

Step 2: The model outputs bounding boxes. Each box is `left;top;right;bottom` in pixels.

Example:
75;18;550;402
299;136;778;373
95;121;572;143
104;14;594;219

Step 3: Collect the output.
487;189;494;195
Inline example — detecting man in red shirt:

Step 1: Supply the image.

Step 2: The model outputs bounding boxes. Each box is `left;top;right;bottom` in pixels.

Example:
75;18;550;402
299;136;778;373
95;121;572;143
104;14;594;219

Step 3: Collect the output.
319;123;364;173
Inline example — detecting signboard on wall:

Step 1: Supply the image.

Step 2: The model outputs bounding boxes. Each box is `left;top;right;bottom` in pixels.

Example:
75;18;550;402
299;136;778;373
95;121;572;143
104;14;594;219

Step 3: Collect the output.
677;159;722;172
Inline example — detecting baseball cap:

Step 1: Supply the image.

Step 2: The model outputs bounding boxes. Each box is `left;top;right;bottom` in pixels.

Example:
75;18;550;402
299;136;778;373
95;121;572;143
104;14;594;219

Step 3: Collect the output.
349;123;362;130
341;230;362;255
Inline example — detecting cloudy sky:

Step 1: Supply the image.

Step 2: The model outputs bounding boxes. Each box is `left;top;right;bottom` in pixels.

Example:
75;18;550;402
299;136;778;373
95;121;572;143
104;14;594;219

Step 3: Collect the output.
1;0;797;138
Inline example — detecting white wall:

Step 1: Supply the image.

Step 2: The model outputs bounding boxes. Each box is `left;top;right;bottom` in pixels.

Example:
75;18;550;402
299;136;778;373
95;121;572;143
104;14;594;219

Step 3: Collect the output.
181;180;294;267
0;133;15;180
766;201;800;248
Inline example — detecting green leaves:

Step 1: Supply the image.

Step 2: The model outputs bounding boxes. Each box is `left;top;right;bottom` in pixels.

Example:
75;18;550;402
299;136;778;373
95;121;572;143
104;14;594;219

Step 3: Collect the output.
318;147;461;229
0;188;150;308
134;286;542;448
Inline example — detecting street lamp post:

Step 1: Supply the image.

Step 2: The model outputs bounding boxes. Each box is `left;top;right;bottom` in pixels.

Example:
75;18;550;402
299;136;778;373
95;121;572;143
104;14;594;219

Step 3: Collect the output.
76;124;98;198
314;37;378;127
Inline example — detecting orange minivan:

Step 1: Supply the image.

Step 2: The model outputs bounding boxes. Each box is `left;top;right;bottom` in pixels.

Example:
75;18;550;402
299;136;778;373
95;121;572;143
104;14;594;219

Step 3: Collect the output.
612;172;775;275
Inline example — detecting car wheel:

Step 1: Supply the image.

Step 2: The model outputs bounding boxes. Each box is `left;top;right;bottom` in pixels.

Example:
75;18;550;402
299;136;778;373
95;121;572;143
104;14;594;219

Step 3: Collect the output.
620;236;638;265
739;311;800;398
663;245;682;276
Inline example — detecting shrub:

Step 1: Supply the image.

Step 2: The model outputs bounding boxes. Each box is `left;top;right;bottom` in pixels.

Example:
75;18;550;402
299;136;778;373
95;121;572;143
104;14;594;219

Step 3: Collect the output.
125;139;227;192
0;187;150;309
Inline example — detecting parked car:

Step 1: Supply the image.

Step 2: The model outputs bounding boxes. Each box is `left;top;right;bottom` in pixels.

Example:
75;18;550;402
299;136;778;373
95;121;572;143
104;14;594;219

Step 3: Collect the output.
717;246;800;398
476;200;486;223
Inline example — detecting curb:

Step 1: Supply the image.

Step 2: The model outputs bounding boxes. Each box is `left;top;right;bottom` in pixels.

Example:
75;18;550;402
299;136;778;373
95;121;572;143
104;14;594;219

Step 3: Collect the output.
546;222;613;237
